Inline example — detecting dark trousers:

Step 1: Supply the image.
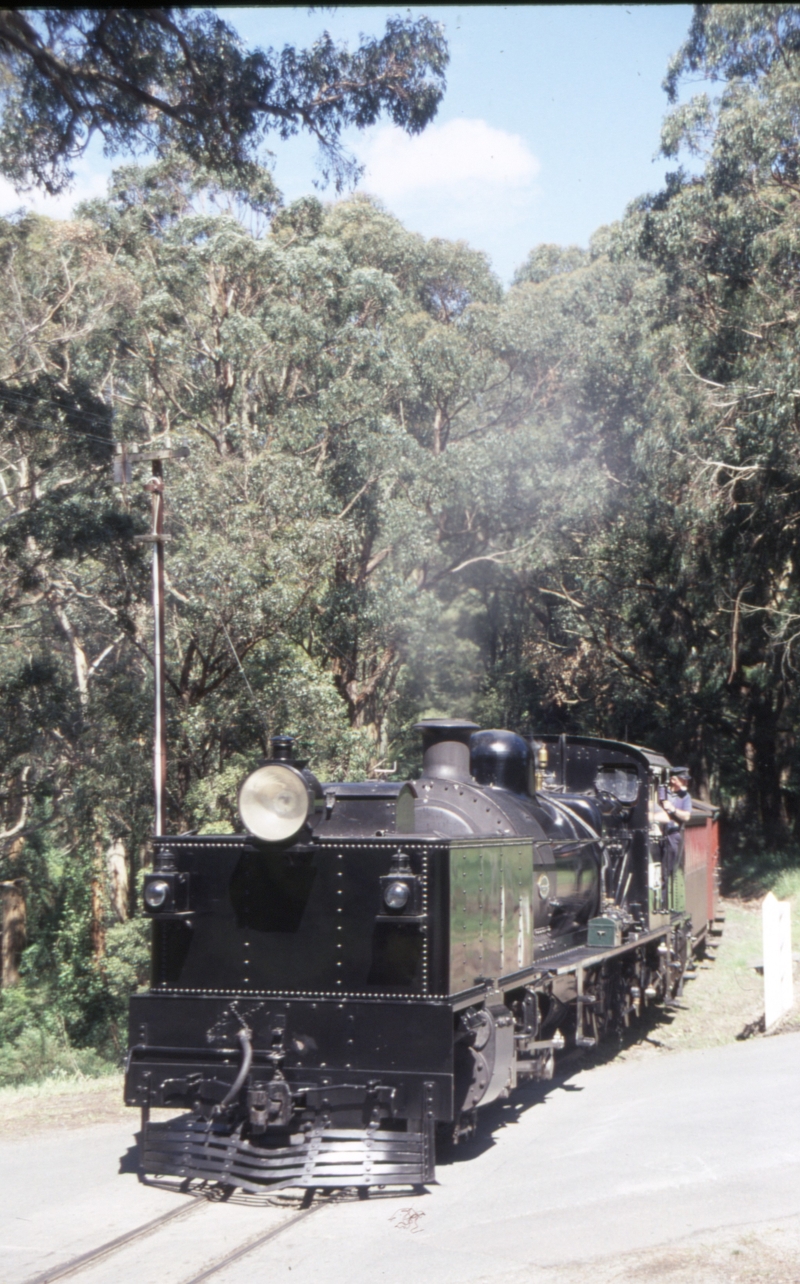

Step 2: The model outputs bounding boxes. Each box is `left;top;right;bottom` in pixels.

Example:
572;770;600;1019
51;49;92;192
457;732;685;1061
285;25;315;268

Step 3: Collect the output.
659;830;684;908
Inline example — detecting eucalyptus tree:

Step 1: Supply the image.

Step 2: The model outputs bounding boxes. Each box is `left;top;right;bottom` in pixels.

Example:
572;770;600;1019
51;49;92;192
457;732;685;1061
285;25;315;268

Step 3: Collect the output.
625;1;800;837
0;208;152;1005
0;155;519;983
476;4;800;843
70;164;517;814
0;9;448;195
464;239;672;736
0;2;451;1035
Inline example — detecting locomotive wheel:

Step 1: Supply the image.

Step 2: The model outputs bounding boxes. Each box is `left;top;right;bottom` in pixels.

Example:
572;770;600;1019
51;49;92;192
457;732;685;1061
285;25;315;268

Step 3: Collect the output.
673;927;691;997
601;962;634;1040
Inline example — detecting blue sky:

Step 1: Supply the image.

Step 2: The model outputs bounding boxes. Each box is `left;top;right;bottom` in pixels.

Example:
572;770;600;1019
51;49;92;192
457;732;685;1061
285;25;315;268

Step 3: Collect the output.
0;5;703;282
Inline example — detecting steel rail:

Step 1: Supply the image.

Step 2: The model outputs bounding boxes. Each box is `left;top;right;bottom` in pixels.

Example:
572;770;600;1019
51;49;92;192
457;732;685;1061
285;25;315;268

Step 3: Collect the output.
21;1198;207;1284
22;1185;329;1284
178;1201;323;1284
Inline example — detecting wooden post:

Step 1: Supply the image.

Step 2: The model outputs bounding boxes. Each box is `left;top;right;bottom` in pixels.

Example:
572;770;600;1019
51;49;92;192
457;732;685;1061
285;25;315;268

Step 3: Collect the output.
150;457;166;837
114;441;187;839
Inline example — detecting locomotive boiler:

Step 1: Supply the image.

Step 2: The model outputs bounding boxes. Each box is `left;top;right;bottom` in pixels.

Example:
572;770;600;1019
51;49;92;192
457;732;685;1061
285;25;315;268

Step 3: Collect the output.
126;719;718;1193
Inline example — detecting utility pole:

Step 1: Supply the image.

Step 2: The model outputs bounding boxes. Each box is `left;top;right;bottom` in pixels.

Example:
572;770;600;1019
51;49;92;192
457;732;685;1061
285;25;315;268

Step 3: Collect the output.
114;440;188;835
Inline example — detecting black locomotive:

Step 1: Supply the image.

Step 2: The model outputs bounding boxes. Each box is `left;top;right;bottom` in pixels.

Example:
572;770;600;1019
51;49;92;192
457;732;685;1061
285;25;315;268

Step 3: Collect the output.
126;719;718;1193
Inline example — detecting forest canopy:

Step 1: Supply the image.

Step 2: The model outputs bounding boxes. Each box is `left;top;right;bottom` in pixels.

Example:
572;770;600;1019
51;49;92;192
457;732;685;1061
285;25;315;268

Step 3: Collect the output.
2;3;800;1078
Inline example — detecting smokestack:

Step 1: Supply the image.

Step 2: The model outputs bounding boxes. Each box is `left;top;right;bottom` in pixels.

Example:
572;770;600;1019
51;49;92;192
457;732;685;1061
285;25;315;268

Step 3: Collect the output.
414;719;479;782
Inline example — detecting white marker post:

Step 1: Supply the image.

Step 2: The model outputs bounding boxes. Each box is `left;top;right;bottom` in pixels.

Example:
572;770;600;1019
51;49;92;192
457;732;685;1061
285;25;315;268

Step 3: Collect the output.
762;891;793;1030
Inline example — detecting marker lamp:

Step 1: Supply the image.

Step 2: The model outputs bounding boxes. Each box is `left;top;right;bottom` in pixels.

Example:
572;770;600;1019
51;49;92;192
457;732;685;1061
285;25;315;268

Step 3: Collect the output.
143;878;170;909
384;880;411;910
239;763;311;843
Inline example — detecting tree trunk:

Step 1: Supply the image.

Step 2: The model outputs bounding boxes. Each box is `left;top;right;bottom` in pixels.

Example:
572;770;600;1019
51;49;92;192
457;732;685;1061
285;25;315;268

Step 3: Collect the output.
692;725;712;803
51;600;89;708
91;838;106;958
106;838;129;922
746;691;786;844
1;879;26;986
91;872;106;958
0;783;29;988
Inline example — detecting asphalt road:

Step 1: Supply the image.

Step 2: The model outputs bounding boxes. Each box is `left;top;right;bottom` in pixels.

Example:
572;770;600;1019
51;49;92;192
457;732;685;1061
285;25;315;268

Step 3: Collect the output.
2;1032;799;1284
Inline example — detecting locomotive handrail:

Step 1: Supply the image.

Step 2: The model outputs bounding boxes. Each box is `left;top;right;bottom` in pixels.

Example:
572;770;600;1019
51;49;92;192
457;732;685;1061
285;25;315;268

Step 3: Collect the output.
130;1044;243;1058
533;836;601;852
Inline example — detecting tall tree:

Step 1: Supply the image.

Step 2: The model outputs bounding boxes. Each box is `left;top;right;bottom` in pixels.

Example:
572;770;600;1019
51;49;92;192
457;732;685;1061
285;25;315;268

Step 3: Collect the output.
474;4;800;845
0;9;448;195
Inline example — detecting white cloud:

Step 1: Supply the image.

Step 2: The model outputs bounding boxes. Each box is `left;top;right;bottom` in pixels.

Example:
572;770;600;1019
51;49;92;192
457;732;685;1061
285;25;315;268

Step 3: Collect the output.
350;118;542;281
356;117;540;202
0;154;112;221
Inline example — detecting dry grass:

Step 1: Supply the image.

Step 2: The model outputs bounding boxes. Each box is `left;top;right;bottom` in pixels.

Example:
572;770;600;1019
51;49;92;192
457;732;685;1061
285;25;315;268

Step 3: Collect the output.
0;1075;187;1139
0;1073;128;1139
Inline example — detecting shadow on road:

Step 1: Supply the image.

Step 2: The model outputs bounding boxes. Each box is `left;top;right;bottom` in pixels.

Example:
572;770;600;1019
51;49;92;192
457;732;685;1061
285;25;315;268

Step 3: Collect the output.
436;1001;683;1169
118;1139;140;1175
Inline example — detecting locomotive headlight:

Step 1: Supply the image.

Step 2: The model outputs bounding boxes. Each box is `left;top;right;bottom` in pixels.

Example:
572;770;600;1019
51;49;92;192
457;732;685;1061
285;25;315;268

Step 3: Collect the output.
383;880;411;910
239;763;311;843
144;878;170;909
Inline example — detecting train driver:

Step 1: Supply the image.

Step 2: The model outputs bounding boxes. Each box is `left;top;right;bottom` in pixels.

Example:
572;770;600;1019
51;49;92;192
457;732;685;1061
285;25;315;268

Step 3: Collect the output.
660;769;692;904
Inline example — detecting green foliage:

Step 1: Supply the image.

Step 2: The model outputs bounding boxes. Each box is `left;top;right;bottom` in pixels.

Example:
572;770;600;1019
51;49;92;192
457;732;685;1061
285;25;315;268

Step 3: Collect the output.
0;10;448;194
770;866;800;903
719;831;800;897
0;1011;111;1088
102;919;152;1018
0;870;150;1085
512;243;589;285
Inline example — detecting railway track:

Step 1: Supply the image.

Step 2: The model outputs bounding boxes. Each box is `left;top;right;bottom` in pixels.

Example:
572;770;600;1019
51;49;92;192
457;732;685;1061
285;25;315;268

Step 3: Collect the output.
177;1201;322;1284
21;1185;327;1284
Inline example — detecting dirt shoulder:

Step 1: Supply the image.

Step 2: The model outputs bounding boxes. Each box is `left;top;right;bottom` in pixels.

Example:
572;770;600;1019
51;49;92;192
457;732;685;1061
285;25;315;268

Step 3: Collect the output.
0;1074;129;1140
612;894;800;1065
0;1076;185;1140
517;1214;800;1284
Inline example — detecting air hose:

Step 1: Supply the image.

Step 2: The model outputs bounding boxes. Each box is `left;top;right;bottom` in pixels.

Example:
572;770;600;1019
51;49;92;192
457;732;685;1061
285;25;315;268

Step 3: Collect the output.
215;1026;253;1114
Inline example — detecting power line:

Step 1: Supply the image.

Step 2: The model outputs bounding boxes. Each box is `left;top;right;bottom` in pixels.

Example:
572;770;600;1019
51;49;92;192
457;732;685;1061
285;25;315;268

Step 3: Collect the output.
0;385;182;445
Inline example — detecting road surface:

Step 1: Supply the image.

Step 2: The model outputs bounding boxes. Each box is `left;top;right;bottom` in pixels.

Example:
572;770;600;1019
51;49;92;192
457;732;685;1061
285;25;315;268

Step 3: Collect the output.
2;1031;798;1284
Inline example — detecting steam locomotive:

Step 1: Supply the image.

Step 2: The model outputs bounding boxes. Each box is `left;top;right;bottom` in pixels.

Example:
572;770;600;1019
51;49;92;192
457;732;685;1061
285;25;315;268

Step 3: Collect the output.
125;719;719;1193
